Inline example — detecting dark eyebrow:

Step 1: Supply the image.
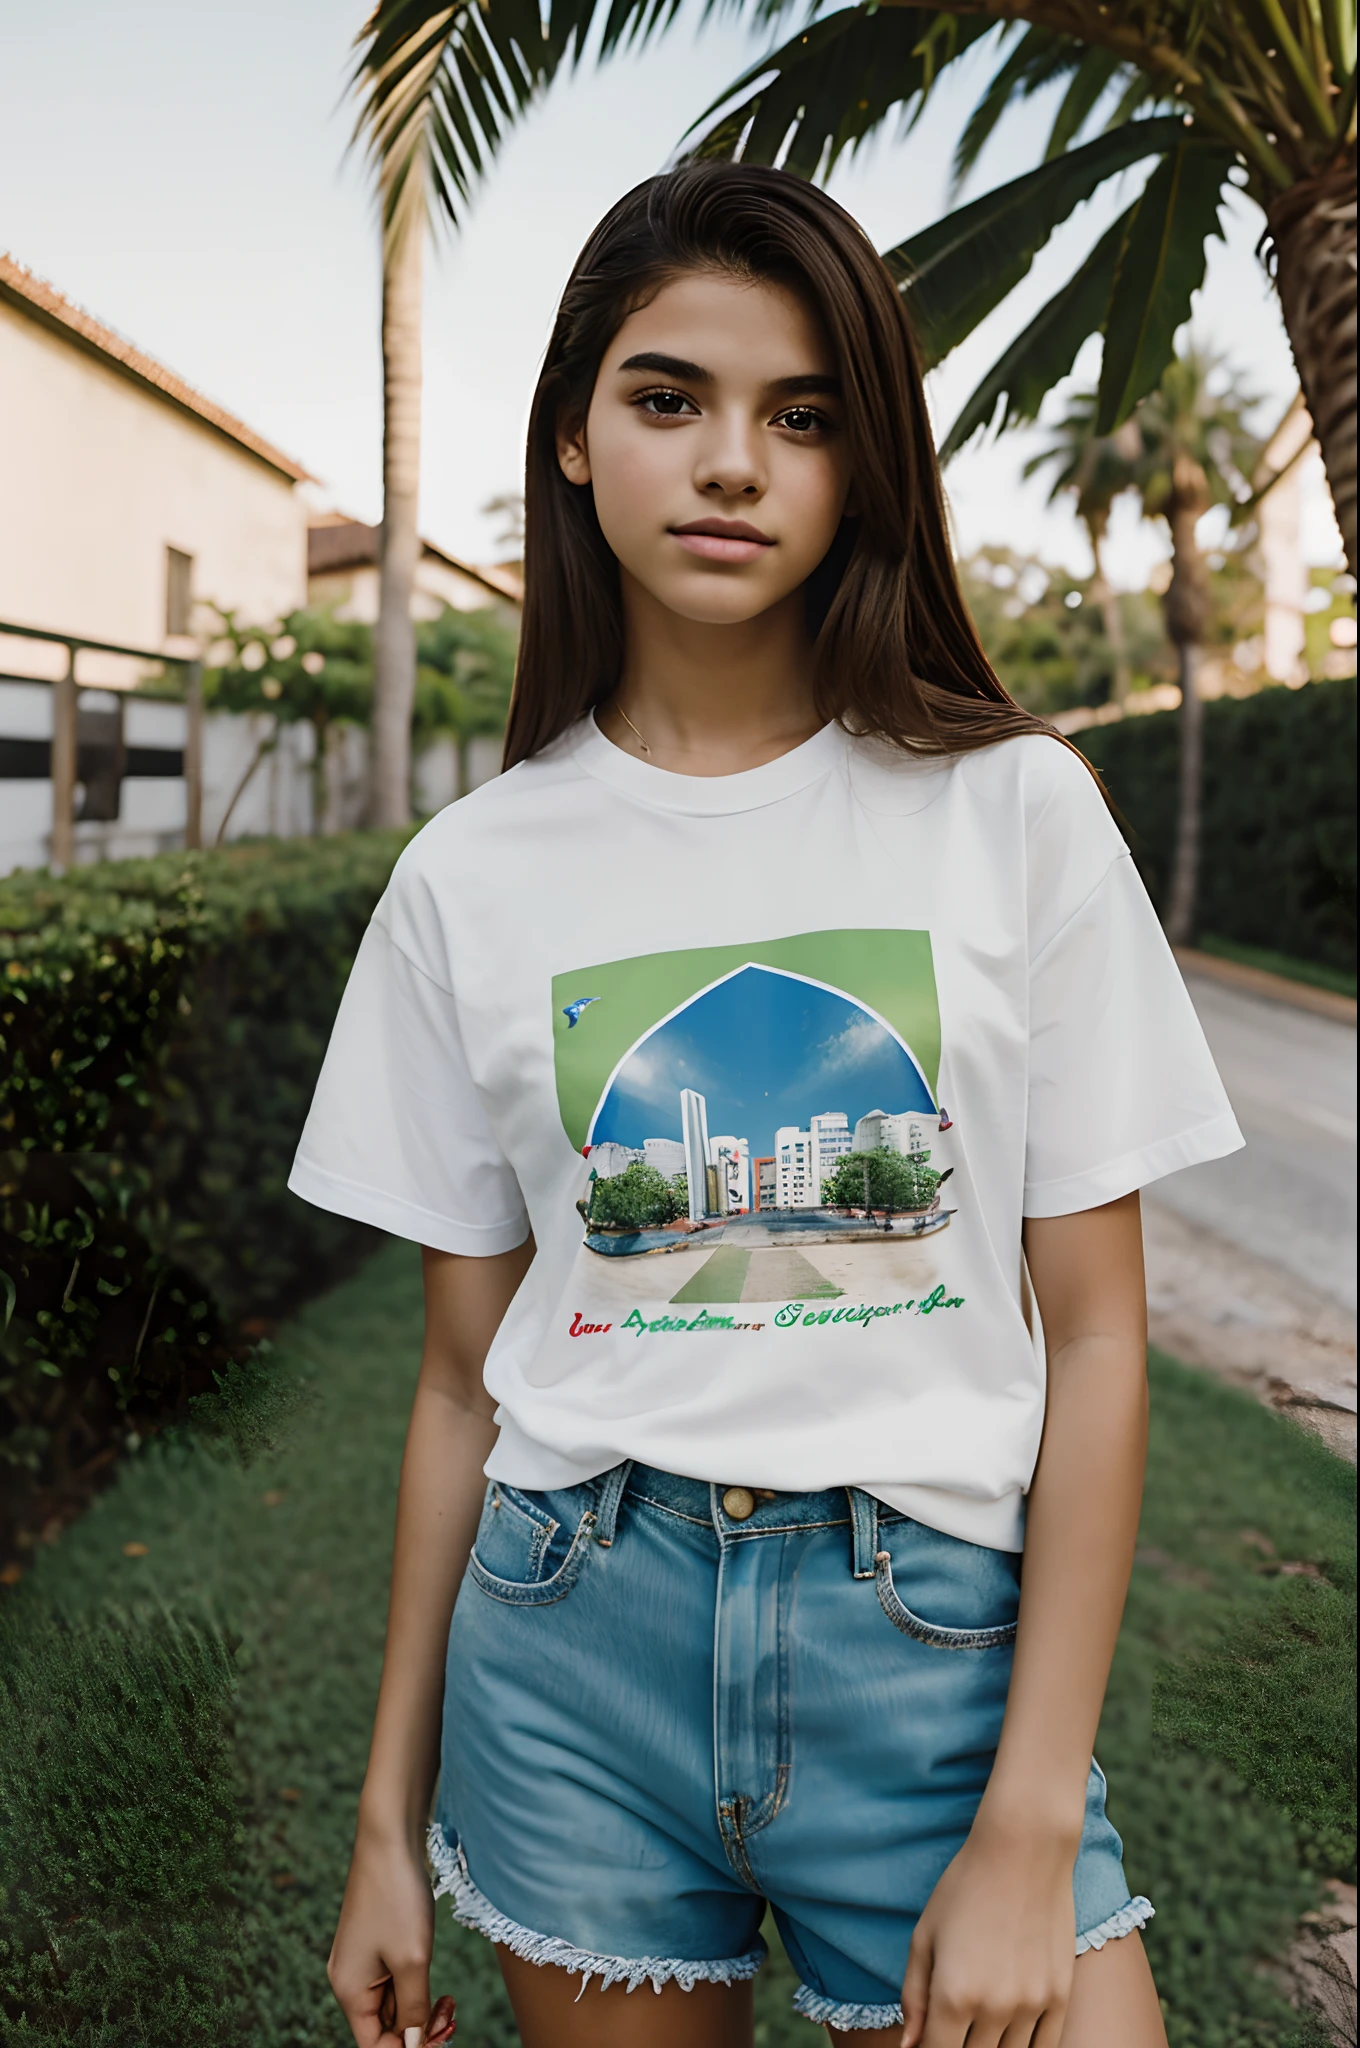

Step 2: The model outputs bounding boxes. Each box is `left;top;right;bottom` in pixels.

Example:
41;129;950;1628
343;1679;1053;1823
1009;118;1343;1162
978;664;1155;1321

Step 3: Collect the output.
768;372;841;398
617;353;841;400
618;351;711;381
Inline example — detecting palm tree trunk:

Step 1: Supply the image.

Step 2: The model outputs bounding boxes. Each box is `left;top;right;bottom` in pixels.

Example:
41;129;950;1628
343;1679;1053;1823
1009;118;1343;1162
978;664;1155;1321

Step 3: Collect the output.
1086;510;1130;705
1268;149;1357;580
1165;641;1204;948
371;211;424;827
1163;480;1213;949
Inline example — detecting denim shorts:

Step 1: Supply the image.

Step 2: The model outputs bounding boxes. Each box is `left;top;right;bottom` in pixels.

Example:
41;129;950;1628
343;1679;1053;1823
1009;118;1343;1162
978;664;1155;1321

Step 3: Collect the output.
430;1462;1152;2031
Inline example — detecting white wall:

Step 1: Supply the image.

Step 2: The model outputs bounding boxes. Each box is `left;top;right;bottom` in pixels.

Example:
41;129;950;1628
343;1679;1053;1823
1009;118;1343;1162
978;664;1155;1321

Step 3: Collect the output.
0;299;308;662
0;681;500;873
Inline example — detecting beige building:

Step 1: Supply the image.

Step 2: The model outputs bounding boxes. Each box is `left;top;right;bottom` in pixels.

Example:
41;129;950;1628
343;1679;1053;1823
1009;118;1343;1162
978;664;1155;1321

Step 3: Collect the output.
308;514;521;624
0;254;311;672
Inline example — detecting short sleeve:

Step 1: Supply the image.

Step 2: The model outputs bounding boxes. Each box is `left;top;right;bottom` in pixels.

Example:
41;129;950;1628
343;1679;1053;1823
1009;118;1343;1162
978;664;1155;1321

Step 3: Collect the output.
1024;852;1243;1217
288;915;530;1255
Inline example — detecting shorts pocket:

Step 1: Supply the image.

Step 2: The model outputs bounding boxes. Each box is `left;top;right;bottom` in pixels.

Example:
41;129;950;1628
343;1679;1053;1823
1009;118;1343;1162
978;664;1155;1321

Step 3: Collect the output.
873;1519;1019;1650
467;1482;596;1607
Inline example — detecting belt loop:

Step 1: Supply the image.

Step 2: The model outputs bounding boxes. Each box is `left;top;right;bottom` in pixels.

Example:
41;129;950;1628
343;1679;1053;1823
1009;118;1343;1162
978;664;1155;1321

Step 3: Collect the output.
593;1460;633;1547
848;1488;878;1579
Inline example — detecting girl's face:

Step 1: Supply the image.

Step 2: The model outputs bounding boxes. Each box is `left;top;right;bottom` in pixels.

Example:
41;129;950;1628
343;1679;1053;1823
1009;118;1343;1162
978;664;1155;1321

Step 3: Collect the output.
557;270;855;628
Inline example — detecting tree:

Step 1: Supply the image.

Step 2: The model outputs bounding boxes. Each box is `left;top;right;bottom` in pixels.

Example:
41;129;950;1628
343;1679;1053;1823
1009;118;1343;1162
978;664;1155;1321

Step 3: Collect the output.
687;5;1356;578
414;607;519;799
823;1147;947;1223
204;608;373;841
587;1163;686;1230
1023;394;1141;703
959;547;1151;714
1125;346;1263;943
350;0;656;823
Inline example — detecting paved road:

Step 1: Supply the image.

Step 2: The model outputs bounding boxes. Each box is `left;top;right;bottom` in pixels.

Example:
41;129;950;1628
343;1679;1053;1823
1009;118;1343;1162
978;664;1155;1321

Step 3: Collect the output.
1150;974;1357;1312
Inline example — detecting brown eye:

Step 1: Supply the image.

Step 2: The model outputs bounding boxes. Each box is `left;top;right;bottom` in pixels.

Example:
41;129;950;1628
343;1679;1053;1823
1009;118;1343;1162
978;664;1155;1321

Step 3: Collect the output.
638;389;696;417
778;407;823;434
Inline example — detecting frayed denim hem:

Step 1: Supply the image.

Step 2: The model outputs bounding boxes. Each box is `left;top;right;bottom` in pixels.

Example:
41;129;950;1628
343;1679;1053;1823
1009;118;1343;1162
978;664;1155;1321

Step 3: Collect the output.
426;1824;767;1997
792;1984;903;2029
791;1895;1156;2028
1076;1895;1155;1954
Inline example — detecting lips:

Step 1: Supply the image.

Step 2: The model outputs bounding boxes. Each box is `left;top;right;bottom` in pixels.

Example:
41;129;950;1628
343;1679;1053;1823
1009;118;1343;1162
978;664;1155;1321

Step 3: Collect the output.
669;517;775;564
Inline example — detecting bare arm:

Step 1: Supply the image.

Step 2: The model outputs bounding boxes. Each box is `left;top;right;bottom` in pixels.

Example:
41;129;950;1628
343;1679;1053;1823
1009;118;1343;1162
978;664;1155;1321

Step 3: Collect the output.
328;1238;534;2048
902;1192;1149;2048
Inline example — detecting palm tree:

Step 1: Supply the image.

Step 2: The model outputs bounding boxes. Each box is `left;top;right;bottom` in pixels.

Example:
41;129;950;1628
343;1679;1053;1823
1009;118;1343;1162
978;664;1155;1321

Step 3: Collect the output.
1023;396;1140;703
350;0;679;820
1126;346;1262;944
687;4;1356;578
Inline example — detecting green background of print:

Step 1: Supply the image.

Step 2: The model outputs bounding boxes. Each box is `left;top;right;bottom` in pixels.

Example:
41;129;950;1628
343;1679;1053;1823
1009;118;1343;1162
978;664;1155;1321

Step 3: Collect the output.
552;929;939;1154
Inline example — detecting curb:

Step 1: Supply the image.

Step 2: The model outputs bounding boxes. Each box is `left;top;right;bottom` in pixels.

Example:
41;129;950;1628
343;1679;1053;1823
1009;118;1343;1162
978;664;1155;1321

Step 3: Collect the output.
1176;948;1357;1027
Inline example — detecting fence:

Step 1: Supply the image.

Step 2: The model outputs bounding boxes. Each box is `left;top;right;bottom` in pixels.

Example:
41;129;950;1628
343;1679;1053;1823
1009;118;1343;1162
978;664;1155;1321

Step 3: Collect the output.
0;617;500;872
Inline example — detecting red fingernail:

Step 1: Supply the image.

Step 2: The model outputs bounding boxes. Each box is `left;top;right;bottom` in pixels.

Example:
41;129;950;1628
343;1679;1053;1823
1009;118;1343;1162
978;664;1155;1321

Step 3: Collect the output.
423;1995;456;2043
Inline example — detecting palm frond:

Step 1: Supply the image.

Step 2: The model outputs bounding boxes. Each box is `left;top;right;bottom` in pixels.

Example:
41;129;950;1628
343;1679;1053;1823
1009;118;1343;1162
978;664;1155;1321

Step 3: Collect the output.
949;26;1078;194
882;116;1197;369
355;0;691;237
1044;46;1124;160
938;209;1132;460
1096;141;1235;432
684;7;996;181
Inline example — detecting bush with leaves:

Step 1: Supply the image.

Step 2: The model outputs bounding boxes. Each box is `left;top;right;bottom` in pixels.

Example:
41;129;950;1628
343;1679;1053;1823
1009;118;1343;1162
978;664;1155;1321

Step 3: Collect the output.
823;1147;946;1215
414;607;519;800
586;1162;685;1230
0;834;406;1555
1077;678;1356;971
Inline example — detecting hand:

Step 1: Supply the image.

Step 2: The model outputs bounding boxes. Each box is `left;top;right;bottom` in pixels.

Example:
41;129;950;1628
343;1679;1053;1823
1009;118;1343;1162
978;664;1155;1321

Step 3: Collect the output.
900;1816;1078;2048
328;1822;436;2048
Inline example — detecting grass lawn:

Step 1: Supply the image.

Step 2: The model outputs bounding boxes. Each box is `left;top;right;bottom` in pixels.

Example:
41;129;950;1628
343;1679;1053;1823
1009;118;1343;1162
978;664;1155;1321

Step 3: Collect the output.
2;1240;1351;2047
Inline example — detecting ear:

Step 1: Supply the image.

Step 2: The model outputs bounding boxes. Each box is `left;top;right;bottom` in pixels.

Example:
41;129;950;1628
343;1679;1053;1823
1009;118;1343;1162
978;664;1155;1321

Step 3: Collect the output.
556;414;592;487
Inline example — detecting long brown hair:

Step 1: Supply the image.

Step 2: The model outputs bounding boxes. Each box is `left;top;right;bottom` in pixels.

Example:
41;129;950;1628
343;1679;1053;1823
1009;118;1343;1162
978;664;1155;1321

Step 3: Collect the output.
504;161;1054;769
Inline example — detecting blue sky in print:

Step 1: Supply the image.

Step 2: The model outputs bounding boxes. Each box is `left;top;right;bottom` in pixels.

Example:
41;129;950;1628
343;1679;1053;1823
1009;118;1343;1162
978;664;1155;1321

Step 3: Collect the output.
589;964;935;1160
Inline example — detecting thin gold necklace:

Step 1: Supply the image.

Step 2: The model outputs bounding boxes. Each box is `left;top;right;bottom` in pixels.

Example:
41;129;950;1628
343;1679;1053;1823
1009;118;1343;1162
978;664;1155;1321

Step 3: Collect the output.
613;701;651;756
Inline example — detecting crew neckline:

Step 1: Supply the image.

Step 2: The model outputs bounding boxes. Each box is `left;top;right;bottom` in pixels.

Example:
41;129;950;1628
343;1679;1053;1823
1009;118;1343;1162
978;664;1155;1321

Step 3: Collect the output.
573;715;846;816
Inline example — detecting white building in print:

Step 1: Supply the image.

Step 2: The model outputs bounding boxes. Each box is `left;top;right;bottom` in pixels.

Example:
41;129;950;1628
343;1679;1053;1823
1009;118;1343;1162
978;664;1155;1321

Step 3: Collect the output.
644;1137;687;1178
681;1089;712;1223
852;1108;939;1157
775;1126;817;1208
709;1135;751;1214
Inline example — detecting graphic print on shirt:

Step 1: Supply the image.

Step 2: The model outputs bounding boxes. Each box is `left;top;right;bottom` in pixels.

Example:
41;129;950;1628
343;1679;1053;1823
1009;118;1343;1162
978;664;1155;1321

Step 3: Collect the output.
552;929;959;1307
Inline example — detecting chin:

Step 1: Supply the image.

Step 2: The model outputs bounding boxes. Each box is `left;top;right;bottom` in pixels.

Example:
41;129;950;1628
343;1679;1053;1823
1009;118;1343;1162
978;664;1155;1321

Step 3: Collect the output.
647;575;793;628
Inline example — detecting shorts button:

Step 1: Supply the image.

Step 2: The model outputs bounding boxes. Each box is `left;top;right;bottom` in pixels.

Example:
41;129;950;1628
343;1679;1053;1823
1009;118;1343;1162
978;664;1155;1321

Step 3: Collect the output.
723;1487;755;1521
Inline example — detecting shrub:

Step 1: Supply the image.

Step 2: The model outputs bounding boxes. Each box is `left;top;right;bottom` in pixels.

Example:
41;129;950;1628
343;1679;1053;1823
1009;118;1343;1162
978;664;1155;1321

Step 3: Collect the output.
587;1162;685;1229
0;834;406;1553
1076;678;1356;973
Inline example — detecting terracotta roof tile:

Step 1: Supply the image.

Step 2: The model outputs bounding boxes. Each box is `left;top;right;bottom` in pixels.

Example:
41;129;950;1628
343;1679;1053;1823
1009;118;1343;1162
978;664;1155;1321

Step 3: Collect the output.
0;253;314;483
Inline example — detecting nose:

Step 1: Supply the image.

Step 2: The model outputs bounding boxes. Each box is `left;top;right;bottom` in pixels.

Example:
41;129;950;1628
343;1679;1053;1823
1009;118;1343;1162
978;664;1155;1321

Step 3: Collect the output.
694;408;765;500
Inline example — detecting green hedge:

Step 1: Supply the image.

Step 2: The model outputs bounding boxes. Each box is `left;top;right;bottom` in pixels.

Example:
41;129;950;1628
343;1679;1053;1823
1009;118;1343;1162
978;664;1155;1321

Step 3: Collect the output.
0;835;406;1556
1075;678;1357;973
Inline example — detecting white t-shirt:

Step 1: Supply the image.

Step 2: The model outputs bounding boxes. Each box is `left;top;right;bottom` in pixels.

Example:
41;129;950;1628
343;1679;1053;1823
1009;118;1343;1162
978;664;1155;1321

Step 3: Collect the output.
290;718;1240;1550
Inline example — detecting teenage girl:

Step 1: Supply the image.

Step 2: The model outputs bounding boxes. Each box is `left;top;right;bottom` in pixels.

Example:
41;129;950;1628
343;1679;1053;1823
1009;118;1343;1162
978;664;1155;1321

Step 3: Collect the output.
292;163;1242;2048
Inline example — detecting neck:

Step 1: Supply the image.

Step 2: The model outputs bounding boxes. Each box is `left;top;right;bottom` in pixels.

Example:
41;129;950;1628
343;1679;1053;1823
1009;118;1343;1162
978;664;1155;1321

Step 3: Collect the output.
608;572;822;775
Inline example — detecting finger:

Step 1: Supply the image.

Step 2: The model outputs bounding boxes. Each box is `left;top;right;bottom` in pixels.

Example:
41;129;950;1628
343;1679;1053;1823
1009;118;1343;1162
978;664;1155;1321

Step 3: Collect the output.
421;1995;457;2045
390;1951;432;2040
916;1993;972;2048
900;1928;933;2046
997;2008;1047;2048
327;1972;388;2048
1027;2002;1069;2048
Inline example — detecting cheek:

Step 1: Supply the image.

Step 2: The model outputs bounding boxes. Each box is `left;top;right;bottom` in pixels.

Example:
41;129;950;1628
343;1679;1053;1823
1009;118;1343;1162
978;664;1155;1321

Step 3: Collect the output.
583;415;673;536
775;448;852;561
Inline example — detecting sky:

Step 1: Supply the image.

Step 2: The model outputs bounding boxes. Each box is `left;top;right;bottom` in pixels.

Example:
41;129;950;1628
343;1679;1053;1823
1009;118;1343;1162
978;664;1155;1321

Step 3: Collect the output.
0;1;1344;590
591;964;934;1158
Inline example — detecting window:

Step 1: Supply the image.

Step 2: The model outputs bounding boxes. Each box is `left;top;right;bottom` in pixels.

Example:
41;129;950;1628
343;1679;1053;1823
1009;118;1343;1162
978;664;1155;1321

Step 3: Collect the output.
165;547;194;637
